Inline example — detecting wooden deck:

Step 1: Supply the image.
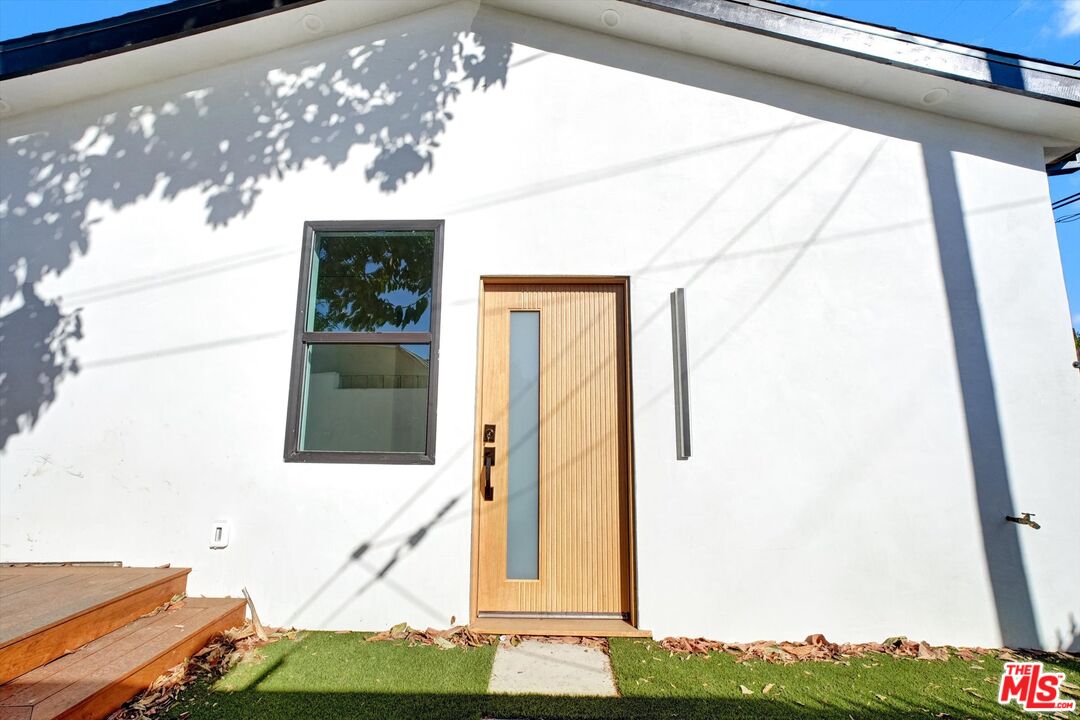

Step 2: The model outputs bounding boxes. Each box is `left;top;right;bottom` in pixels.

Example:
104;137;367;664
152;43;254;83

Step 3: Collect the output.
0;566;189;685
0;597;245;720
0;566;245;720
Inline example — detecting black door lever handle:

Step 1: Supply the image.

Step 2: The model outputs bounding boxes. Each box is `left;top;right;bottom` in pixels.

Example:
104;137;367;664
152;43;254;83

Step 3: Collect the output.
483;447;495;501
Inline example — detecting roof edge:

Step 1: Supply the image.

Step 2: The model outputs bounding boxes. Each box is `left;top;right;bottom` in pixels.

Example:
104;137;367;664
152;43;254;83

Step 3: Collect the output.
623;0;1080;108
0;0;321;81
2;0;1079;104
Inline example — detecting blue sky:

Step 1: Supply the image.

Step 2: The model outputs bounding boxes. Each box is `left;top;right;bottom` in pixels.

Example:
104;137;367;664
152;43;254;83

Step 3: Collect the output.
1;0;1077;329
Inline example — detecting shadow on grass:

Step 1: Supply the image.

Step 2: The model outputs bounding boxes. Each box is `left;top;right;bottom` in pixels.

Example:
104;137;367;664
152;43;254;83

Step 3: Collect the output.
158;633;1079;720
167;686;1008;720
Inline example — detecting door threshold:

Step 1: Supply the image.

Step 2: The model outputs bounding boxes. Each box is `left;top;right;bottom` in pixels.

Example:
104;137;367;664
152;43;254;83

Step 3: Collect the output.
470;616;650;638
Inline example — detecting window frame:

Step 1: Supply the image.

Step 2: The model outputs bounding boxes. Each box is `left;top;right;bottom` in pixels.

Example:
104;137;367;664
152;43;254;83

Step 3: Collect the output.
283;219;444;464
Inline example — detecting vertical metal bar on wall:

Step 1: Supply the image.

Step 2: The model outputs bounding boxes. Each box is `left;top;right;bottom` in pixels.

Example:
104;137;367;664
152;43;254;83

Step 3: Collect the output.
670;289;691;460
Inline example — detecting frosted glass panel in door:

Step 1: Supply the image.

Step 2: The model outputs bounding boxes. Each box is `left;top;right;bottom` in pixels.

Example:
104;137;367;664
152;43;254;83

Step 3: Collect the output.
506;311;540;580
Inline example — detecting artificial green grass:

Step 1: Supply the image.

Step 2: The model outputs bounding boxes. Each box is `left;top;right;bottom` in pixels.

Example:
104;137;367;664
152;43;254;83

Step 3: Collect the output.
609;638;1080;718
166;631;496;719
164;632;1079;719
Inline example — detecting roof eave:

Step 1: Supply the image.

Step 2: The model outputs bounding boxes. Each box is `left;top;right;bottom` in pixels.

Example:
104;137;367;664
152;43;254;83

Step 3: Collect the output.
625;0;1080;108
1;0;1078;174
0;0;320;81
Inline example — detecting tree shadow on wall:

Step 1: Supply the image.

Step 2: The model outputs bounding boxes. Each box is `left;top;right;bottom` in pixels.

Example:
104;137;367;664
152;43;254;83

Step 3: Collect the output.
0;25;512;449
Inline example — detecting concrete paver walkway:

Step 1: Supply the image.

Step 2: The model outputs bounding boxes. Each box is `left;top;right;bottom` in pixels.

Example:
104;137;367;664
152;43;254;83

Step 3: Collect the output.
487;639;618;696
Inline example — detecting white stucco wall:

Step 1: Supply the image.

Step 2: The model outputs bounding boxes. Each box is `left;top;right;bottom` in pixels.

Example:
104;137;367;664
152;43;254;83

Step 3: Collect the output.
1;2;1077;649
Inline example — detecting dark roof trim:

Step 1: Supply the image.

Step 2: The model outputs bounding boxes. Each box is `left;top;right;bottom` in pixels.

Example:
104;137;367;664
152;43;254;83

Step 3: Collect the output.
624;0;1080;108
0;0;319;81
2;0;1079;108
1047;147;1080;176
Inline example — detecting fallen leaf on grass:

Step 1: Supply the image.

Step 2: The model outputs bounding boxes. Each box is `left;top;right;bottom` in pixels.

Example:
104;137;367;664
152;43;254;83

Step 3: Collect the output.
917;642;949;661
739;685;754;695
367;623;496;649
762;683;775;695
954;646;992;661
659;637;725;656
658;633;992;665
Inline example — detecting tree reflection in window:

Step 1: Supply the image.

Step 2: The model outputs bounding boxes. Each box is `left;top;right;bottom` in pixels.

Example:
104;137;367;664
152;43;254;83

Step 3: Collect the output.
310;231;434;333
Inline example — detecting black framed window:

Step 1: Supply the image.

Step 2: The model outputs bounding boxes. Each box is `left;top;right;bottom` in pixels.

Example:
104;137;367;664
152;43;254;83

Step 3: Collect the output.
284;220;443;464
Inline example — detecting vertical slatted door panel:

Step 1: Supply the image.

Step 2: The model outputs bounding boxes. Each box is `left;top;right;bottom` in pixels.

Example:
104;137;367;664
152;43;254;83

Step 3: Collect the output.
477;287;510;610
476;283;630;616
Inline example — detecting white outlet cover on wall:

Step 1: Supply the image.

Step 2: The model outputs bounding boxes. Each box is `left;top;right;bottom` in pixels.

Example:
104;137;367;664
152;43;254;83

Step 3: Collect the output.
209;521;231;549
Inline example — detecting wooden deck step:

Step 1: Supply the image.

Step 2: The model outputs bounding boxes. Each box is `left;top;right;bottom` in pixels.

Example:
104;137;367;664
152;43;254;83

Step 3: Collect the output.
0;596;246;720
0;567;191;684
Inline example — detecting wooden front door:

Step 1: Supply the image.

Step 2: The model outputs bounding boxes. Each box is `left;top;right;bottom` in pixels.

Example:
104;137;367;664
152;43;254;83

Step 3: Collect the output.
474;280;633;618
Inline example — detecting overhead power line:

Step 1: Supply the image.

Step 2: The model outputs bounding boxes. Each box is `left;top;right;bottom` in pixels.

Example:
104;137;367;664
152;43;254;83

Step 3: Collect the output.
1052;192;1080;211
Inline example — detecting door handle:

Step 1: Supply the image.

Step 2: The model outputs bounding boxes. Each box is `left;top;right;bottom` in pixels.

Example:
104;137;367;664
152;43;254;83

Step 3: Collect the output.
482;447;495;501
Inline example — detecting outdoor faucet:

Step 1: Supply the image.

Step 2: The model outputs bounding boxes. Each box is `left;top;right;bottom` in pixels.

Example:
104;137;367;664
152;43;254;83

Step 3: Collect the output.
1006;513;1041;530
